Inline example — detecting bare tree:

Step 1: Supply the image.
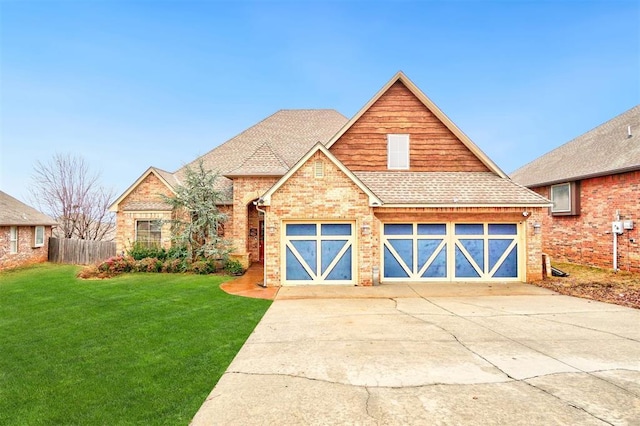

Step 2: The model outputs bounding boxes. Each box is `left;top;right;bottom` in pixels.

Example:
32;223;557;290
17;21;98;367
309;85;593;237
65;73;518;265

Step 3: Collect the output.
29;153;116;240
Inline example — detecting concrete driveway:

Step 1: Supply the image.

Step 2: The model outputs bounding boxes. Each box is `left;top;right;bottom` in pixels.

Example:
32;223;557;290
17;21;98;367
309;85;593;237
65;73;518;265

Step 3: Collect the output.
192;283;640;425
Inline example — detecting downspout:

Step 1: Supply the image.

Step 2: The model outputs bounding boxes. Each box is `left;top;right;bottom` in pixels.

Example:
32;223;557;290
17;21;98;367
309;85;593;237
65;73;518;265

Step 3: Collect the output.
254;199;268;287
613;210;620;272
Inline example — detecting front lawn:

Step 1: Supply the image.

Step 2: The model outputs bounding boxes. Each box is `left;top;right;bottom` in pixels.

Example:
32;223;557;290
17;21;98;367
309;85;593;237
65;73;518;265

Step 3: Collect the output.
0;264;271;425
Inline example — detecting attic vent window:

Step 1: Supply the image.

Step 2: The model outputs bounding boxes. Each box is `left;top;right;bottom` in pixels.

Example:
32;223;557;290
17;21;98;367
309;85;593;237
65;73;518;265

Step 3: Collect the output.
387;134;409;170
314;160;324;178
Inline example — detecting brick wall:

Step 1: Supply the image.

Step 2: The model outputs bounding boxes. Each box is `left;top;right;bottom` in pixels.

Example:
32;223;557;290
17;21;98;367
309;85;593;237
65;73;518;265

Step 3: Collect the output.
231;177;278;266
532;170;639;272
265;151;375;286
0;225;53;270
264;151;544;286
114;172;175;254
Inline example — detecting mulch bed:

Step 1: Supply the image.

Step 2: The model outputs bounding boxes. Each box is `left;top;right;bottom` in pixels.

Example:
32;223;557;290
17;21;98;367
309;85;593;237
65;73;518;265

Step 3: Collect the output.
532;263;640;309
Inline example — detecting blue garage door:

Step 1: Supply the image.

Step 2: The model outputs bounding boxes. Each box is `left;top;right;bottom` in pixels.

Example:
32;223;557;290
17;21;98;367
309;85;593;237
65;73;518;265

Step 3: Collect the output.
383;223;520;282
283;223;355;285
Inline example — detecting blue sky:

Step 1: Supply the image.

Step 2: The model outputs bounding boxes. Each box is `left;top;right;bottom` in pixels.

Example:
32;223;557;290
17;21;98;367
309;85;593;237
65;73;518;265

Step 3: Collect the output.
1;0;639;203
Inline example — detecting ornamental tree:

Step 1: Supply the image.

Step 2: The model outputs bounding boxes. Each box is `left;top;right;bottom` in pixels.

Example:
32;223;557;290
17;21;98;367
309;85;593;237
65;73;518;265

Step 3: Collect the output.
160;161;231;262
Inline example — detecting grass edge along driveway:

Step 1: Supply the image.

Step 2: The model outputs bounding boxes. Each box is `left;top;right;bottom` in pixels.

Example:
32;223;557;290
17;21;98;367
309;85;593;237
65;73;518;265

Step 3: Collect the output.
0;263;271;425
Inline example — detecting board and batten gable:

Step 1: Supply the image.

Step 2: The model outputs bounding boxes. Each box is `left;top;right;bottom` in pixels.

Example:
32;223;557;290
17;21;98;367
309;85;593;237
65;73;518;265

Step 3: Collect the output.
329;81;490;173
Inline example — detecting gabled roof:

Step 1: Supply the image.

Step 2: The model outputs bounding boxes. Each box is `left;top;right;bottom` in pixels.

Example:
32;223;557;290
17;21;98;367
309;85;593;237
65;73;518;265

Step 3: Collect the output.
325;71;507;179
108;167;177;212
261;143;383;207
0;191;57;226
511;105;640;187
224;142;290;177
176;109;348;179
354;172;550;207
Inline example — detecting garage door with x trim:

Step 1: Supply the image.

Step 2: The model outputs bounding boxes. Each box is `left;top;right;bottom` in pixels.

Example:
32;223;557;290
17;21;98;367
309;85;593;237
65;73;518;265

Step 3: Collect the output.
283;222;355;285
383;223;521;282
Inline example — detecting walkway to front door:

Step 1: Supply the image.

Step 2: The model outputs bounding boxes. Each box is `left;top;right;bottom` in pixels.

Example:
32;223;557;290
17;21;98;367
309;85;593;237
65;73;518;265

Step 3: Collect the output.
220;263;278;300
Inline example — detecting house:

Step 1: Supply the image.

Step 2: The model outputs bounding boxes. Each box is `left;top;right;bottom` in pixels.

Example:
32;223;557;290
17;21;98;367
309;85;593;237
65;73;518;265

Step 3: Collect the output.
110;72;550;285
511;105;640;273
0;190;57;270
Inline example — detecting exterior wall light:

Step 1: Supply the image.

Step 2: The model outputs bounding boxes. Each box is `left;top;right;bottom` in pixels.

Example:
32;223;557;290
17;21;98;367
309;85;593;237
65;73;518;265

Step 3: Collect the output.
533;222;541;234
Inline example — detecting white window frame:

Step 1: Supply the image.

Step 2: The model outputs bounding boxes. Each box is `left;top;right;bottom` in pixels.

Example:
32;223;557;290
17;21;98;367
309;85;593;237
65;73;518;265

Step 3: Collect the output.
550;183;571;214
387;134;410;170
10;226;18;254
34;226;45;247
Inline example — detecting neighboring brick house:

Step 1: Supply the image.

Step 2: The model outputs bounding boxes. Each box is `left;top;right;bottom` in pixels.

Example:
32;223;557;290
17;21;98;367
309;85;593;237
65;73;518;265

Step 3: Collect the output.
0;190;57;270
511;105;640;273
110;72;550;285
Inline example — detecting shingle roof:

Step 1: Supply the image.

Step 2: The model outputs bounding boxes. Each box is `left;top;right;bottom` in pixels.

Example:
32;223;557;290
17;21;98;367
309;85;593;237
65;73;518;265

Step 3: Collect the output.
0;191;57;226
354;172;550;205
121;202;173;211
511;105;640;187
174;109;347;203
224;142;290;177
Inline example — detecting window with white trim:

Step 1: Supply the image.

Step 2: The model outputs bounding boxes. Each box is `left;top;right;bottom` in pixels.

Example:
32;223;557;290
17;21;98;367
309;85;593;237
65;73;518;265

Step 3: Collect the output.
387;134;409;170
136;220;162;248
550;182;580;216
34;226;45;247
10;226;18;254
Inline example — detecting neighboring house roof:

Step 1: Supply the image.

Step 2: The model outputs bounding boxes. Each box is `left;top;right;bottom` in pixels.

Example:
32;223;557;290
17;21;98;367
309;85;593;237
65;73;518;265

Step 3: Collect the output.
261;143;383;207
354;172;551;206
511;105;640;187
0;190;57;226
109;167;176;212
325;71;508;179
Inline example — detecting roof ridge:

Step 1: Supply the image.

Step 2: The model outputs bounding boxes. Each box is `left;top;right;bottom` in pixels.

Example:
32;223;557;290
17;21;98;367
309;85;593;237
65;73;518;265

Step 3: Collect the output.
173;110;285;174
226;141;290;175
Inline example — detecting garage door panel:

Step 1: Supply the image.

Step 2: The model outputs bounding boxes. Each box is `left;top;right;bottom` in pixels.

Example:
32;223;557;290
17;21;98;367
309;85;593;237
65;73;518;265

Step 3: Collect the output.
325;246;352;280
285;246;313;281
383;245;410;278
421;247;447;278
383;222;521;282
283;222;354;285
291;240;317;270
492;244;518;278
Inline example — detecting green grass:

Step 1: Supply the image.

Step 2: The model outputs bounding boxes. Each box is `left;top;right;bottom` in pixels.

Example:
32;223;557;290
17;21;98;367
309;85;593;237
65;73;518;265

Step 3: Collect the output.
0;264;271;425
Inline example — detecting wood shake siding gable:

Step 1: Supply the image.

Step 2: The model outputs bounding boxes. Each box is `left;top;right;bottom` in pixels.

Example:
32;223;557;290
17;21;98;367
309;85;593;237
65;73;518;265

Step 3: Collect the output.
330;81;490;172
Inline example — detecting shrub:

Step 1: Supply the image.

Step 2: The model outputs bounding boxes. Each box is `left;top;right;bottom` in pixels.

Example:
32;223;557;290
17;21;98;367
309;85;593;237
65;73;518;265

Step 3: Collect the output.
161;258;187;273
97;255;135;275
134;257;163;273
128;242;167;261
190;260;213;275
224;259;244;276
166;244;188;260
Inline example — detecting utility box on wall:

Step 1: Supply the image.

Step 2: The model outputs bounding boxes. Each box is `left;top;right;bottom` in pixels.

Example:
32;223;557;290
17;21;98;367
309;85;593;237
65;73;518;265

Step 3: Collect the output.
623;220;634;230
612;221;624;234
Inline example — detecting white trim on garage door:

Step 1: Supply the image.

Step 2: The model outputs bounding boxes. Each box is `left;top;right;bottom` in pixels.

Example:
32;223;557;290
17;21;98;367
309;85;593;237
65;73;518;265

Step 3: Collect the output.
382;222;524;282
281;221;356;285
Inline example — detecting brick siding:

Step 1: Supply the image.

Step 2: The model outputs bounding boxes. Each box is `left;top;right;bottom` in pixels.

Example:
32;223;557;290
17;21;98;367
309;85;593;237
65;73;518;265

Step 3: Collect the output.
0;225;53;270
114;173;175;254
532;170;639;272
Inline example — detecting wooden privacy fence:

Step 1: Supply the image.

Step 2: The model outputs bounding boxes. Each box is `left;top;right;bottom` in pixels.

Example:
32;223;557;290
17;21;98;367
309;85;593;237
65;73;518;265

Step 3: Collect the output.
49;238;116;265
